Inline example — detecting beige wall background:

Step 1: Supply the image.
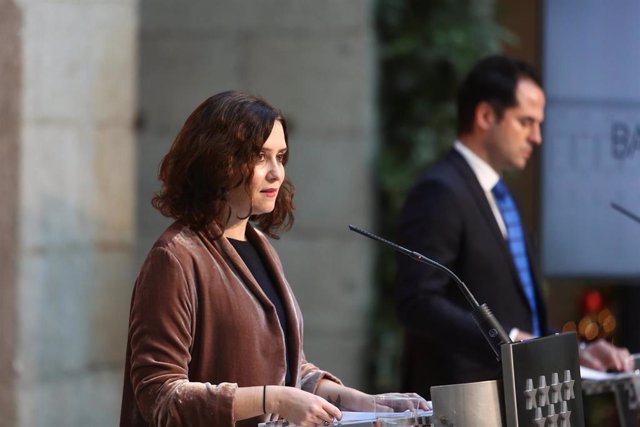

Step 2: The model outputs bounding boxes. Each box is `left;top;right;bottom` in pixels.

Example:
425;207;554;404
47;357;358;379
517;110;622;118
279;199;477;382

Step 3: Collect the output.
0;1;21;425
0;0;137;425
0;1;375;426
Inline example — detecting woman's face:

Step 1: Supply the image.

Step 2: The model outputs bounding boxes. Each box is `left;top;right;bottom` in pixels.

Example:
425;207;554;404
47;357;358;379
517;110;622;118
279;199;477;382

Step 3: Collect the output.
227;120;287;220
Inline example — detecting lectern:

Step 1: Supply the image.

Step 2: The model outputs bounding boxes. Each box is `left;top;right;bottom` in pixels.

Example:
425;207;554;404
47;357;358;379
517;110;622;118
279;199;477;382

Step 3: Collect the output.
432;332;584;427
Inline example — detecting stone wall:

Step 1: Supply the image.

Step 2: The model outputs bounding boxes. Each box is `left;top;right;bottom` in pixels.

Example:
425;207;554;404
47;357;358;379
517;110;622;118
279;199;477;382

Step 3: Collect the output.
137;0;376;388
0;2;21;425
0;1;138;425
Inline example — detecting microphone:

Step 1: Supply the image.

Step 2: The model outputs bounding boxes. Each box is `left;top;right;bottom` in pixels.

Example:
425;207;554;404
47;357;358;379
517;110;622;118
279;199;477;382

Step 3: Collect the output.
348;224;512;361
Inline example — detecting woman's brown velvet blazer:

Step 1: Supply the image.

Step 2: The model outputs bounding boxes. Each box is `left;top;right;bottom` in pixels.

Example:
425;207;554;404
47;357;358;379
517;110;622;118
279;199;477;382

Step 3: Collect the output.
119;222;340;427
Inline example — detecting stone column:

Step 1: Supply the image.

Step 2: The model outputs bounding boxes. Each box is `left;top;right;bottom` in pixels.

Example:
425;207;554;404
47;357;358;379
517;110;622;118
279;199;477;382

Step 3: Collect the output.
0;0;138;425
0;2;21;425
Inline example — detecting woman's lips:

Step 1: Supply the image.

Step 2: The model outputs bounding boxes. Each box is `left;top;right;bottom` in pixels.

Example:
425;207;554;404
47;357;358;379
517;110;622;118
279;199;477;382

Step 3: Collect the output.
261;188;278;197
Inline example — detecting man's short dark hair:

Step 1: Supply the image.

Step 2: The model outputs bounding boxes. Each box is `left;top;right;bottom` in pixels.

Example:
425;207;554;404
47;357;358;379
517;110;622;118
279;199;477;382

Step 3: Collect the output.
456;55;541;135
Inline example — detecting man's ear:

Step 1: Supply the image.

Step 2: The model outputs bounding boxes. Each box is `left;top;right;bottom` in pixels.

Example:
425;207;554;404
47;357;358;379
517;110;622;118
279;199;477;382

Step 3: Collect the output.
475;101;496;131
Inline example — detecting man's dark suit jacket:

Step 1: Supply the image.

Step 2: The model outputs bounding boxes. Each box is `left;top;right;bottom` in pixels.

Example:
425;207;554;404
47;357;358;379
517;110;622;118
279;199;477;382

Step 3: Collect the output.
395;148;549;399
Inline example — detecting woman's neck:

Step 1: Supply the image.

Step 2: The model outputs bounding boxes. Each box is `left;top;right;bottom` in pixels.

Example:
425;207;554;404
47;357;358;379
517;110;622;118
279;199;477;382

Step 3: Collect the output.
223;217;248;241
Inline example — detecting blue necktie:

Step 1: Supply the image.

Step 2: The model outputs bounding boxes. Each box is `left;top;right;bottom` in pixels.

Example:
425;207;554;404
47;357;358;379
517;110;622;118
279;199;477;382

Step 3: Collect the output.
492;179;541;336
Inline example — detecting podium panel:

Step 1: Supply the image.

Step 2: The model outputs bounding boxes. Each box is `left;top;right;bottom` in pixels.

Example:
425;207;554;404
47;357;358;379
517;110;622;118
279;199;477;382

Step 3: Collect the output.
431;379;505;426
431;332;584;427
582;354;640;427
501;332;584;427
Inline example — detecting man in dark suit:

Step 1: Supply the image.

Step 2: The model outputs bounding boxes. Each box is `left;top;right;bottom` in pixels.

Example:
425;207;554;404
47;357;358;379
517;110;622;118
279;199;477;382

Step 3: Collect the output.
395;55;632;399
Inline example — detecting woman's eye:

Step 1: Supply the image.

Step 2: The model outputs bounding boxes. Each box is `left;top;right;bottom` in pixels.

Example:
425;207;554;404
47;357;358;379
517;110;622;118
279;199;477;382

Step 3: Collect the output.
277;154;285;162
257;153;266;162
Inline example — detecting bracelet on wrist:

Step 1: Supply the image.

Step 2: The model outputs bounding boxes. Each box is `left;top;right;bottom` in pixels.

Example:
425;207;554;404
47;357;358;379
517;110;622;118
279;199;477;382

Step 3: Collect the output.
263;385;267;414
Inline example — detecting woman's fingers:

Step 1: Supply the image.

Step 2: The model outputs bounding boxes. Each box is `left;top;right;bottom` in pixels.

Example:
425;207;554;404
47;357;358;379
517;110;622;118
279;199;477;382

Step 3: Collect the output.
322;400;342;421
279;387;341;426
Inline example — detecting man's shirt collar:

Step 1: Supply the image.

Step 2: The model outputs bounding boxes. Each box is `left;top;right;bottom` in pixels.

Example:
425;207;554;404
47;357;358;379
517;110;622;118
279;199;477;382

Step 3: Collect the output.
454;140;500;191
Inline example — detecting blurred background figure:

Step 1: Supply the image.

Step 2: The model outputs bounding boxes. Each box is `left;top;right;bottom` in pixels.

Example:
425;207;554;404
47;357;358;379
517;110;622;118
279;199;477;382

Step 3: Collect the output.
394;55;632;399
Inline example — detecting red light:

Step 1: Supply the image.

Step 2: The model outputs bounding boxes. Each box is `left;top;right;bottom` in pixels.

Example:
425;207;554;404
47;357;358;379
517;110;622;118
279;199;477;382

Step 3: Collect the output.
583;290;603;314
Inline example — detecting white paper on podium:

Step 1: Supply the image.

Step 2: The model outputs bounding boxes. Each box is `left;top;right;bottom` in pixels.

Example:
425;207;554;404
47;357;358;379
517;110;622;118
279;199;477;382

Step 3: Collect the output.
580;365;637;381
339;409;433;423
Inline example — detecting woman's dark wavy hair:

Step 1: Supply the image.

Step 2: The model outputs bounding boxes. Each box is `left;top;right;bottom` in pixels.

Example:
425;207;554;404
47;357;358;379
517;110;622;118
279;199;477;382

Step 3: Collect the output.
152;90;294;239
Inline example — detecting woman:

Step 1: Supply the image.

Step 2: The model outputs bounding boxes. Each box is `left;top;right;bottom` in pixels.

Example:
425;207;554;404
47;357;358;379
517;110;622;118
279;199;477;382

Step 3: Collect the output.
120;91;424;427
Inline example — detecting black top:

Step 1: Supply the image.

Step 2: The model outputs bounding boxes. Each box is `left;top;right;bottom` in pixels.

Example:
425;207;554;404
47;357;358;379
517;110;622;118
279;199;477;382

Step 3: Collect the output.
228;238;293;386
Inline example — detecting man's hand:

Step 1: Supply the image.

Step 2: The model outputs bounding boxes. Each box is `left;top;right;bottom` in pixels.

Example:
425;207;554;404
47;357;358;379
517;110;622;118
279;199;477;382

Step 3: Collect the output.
579;339;634;372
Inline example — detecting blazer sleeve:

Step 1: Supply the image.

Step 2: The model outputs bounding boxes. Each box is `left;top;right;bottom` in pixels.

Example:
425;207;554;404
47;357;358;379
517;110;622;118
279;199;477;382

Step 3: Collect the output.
128;247;237;427
298;352;342;394
395;178;493;358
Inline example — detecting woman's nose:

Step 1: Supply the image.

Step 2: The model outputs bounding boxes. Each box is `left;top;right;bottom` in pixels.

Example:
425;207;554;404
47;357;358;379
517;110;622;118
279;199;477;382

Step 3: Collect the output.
266;160;283;181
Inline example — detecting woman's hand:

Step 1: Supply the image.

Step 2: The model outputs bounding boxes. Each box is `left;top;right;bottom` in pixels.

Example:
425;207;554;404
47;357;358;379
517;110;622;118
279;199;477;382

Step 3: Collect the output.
316;380;431;413
326;386;377;412
268;386;342;427
373;392;431;412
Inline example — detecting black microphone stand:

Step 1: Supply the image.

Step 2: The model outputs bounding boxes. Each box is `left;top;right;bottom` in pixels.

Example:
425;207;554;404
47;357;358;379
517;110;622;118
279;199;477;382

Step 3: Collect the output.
348;224;512;361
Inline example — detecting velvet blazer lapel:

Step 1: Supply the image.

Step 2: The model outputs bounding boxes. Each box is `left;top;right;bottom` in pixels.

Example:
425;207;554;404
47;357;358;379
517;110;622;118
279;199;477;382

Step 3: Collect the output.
199;223;303;386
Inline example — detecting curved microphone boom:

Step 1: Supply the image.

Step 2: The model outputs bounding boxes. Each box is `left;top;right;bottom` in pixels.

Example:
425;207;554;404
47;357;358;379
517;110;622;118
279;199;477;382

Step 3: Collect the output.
348;224;512;361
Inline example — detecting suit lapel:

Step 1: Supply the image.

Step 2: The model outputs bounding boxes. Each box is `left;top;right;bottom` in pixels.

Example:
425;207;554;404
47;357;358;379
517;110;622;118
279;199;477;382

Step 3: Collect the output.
446;150;529;296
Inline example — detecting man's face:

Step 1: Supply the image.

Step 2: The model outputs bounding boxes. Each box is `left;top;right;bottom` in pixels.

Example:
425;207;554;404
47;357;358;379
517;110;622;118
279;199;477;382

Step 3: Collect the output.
485;78;545;172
